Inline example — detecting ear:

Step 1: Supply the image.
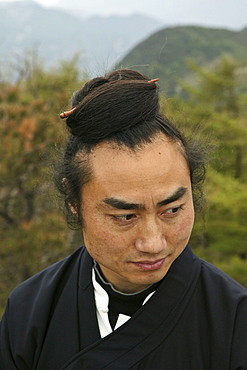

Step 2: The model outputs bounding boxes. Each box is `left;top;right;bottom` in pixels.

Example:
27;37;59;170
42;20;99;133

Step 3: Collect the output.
62;177;78;215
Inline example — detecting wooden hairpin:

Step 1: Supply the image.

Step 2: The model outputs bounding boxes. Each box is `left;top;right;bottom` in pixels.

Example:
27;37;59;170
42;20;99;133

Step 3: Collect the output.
60;107;76;119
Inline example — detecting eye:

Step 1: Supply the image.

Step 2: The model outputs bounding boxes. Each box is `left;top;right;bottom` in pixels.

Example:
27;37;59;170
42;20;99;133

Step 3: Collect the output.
113;214;136;222
162;206;183;217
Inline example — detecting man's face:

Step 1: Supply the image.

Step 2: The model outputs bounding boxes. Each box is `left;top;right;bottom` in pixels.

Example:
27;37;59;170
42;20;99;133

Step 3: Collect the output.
81;134;194;293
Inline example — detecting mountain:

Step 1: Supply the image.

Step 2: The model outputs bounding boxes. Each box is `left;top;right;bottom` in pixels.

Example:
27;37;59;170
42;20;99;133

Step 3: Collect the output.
115;25;247;95
1;1;246;90
0;1;164;76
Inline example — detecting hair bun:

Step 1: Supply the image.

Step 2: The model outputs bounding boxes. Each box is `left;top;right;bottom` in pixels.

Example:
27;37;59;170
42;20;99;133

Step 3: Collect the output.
66;71;160;144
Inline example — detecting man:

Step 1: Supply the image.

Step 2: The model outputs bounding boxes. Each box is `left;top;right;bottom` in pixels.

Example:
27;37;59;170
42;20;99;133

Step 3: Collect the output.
1;69;246;369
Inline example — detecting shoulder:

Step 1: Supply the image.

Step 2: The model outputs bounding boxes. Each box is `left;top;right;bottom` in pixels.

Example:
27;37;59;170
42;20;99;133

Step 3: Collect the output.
6;246;87;315
0;247;90;368
196;254;247;304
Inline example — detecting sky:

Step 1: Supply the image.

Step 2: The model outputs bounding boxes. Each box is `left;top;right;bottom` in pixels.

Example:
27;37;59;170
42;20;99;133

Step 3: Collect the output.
1;0;246;30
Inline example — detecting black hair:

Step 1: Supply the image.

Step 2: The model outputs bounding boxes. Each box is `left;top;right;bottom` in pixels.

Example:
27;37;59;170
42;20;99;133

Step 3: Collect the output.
54;69;206;229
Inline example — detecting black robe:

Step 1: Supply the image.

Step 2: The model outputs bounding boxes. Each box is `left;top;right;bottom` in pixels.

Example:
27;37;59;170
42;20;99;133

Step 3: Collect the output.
1;246;247;369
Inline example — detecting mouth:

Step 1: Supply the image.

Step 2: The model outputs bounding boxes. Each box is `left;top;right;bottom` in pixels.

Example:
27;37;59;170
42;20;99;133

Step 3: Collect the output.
131;258;166;271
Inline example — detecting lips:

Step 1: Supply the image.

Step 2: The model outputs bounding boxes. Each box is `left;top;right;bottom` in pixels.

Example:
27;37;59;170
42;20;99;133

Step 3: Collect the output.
132;258;165;271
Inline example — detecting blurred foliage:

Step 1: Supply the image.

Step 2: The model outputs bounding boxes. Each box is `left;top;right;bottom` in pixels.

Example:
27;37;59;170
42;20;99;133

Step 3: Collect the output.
0;53;246;317
0;53;86;316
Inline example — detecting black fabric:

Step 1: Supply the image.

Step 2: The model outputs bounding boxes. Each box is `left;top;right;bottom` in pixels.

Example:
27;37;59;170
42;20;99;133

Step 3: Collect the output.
1;245;247;370
95;266;161;328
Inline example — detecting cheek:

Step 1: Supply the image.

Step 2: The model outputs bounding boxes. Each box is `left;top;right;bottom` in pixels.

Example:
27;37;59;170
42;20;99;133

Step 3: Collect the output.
169;211;194;242
83;220;130;258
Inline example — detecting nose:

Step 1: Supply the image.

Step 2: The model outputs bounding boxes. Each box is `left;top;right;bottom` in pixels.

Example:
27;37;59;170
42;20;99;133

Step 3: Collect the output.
134;218;167;254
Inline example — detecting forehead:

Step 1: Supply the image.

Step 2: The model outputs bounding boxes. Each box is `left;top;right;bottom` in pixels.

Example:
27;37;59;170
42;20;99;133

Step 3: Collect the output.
83;135;191;201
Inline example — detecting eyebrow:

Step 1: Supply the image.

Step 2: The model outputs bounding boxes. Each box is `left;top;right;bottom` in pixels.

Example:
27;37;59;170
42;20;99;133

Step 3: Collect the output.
103;187;187;211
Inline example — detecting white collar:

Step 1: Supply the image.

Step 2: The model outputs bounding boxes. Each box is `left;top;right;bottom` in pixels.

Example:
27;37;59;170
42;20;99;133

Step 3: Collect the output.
92;268;155;338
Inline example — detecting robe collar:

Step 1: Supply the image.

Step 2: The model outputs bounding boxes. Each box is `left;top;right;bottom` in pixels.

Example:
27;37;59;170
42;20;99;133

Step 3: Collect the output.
67;245;201;370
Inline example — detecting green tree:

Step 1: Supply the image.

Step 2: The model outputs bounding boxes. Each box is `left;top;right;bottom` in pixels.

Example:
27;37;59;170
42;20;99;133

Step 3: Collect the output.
177;55;247;181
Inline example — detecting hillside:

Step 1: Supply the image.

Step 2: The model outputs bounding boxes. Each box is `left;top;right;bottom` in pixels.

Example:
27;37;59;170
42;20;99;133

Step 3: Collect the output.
0;1;163;77
115;26;247;95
